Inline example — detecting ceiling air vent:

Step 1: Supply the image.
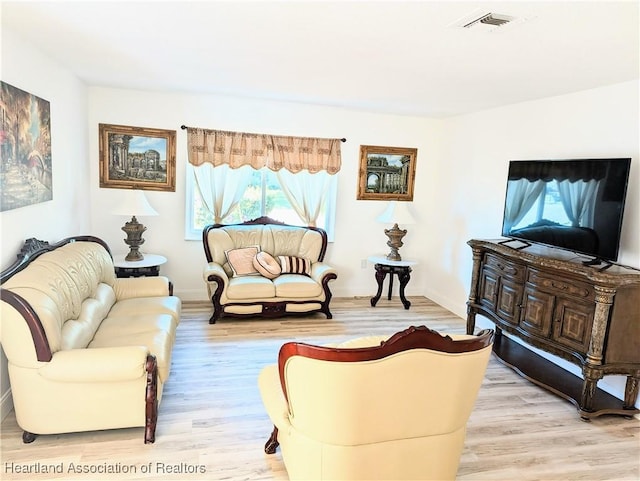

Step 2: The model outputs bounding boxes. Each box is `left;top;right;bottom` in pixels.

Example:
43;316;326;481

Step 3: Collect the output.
468;13;513;27
449;10;518;31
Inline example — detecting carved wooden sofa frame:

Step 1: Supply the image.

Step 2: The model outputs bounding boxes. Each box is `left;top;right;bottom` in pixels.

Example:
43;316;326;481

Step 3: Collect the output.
263;325;495;454
202;217;337;323
0;236;177;444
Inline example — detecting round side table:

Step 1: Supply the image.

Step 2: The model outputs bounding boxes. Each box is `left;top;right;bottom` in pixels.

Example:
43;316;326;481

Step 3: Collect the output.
113;254;167;278
368;255;417;310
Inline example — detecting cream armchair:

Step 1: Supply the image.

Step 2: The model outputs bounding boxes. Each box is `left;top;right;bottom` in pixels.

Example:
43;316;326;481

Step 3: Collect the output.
258;326;495;481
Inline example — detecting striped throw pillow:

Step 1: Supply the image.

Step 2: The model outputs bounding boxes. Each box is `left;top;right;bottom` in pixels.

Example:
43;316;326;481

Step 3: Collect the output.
278;256;311;275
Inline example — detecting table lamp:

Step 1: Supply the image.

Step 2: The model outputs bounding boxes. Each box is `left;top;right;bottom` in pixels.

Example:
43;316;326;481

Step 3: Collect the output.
376;201;416;261
112;190;159;261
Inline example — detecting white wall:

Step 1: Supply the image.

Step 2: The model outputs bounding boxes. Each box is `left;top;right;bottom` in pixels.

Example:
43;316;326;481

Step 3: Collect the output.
427;80;640;315
0;28;91;419
1;25;638;420
87;88;443;301
429;80;639;406
86;81;640;407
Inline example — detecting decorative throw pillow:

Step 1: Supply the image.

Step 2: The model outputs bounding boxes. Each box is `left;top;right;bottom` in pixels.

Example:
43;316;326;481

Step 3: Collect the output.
278;255;311;275
225;246;260;277
253;251;282;279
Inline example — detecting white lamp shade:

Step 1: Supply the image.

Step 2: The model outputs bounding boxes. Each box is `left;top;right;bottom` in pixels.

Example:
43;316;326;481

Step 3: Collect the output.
376;201;416;225
112;190;159;217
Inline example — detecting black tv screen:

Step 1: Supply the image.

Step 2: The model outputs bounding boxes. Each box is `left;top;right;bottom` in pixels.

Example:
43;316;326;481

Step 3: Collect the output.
501;158;631;262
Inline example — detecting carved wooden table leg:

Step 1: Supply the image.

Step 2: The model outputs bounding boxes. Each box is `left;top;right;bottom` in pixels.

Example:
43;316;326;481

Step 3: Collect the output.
370;265;387;307
580;365;604;418
397;267;411;309
623;374;640;411
466;309;477;335
466;247;482;335
371;263;413;309
264;426;279;454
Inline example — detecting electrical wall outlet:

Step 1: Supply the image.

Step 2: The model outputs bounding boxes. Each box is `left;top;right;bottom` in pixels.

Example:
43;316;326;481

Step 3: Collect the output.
361;259;368;269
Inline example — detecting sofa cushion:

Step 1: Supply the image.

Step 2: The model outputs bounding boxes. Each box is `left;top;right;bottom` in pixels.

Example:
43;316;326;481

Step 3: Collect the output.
61;283;116;350
106;296;182;326
273;274;322;298
226;276;276;299
96;312;178;339
1;241;117;355
205;225;325;266
253;251;282;279
279;256;311;275
330;336;389;348
88;314;176;382
225;246;261;277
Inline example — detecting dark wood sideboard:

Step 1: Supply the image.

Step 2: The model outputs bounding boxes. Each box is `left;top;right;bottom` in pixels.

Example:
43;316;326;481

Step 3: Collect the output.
466;238;640;419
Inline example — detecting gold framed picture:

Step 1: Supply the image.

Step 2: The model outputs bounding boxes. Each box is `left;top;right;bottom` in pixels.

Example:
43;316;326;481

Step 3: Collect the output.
99;123;176;191
357;145;417;201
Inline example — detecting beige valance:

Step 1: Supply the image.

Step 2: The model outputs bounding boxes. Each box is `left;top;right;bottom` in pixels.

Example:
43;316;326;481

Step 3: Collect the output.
186;127;342;174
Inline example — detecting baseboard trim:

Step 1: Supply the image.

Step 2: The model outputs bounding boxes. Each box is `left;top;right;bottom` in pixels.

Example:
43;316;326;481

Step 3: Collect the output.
173;288;208;302
1;387;13;421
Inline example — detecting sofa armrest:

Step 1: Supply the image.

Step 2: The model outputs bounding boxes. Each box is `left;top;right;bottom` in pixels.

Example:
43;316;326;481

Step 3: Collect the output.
309;262;337;283
258;364;290;427
113;276;171;300
203;262;229;285
38;346;150;382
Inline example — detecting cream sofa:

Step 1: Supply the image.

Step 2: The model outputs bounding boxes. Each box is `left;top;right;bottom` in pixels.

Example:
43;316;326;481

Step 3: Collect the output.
202;217;337;323
0;236;181;444
258;326;495;480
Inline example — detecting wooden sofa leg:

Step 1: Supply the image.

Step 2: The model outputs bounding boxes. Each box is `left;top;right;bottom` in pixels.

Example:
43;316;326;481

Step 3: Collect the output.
22;431;37;443
321;273;337;320
145;354;158;444
208;303;223;324
207;280;224;324
264;426;279;454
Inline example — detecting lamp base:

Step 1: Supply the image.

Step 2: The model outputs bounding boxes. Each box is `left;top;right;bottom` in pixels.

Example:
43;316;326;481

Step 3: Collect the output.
122;216;147;261
384;223;407;261
125;249;144;262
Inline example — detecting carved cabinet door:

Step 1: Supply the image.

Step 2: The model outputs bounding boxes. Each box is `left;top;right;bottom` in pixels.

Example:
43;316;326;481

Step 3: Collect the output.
496;278;523;326
520;286;554;337
552;298;595;354
478;265;523;326
479;268;499;310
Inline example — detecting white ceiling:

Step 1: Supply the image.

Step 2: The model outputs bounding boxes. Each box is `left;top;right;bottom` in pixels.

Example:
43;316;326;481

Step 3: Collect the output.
2;1;638;118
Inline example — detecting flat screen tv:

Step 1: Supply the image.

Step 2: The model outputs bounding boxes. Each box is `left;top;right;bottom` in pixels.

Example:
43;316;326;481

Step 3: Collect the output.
501;158;631;264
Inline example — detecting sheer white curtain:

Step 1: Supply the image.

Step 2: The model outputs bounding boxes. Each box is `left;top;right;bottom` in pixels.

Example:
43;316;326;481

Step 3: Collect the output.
503;178;546;233
556;179;600;228
275;169;335;227
186;127;342;227
192;163;253;224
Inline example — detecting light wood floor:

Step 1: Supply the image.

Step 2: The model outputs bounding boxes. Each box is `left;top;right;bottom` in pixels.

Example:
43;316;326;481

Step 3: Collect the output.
1;297;638;480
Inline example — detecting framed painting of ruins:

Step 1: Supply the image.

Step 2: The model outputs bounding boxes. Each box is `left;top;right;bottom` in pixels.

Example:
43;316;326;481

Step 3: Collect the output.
357;145;417;201
99;123;176;191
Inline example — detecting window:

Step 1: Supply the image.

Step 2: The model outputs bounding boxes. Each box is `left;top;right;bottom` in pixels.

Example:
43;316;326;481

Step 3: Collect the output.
513;182;571;230
185;165;337;241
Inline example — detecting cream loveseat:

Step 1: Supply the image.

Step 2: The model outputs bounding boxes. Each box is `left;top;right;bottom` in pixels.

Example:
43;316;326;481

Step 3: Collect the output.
202;217;337;323
0;236;181;444
258;326;495;480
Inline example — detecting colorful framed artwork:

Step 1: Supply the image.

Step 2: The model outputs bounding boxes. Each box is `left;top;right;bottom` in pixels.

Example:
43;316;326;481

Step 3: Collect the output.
0;81;53;212
99;123;176;191
357;145;417;201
